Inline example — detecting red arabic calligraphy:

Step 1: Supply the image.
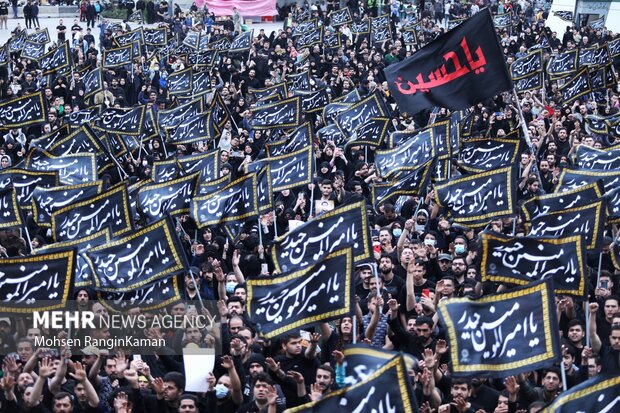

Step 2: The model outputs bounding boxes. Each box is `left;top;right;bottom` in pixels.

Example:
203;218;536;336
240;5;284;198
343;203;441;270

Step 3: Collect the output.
394;37;487;94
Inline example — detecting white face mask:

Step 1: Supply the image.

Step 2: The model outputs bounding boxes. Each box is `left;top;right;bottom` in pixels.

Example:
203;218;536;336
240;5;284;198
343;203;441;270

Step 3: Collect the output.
424;239;436;247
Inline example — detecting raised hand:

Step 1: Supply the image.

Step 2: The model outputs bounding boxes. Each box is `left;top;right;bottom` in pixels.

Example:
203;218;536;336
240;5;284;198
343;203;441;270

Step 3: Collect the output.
38;357;54;379
68;361;87;382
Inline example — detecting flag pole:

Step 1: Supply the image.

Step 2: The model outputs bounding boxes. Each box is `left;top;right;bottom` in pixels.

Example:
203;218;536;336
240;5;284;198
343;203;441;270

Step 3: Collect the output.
585;300;591;348
257;216;263;246
352;315;357;344
188;268;205;310
560;358;568;392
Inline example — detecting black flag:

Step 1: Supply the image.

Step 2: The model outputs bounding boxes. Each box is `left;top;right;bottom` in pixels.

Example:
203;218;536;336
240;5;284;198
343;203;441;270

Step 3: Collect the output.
575;144;620;171
229;30;253;52
0;187;22;229
190;174;259;227
264;123;313;157
39;41;71;76
166;112;216;145
21;40;46;61
266;146;314;192
177;150;220;182
51;185;133;242
526;200;606;251
0;169;59;209
371;159;436;208
437;278;561;378
25;150;97;186
158;99;203;130
250;96;301;130
543;373;620;413
137;172;199;221
434;166;518;226
556;167;620;193
480;232;587;297
94;107;147;136
553;10;574;21
287;354;418;413
0;91;48;128
384;9;512;115
376;129;435;177
560;68;592;105
247;247;354;338
330;8;352;26
0;250;76;313
82;67;103;100
547;49;578;78
459;137;524;173
102;44;133;68
36;229;111;288
346;117;394;148
510;49;542;80
96;275;183;312
83;217;189;292
32;181;103;228
335;91;390;136
270;201;372;273
520;181;604;221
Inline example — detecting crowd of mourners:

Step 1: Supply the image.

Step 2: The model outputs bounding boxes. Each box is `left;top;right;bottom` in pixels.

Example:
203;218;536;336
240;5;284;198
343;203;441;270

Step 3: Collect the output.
0;0;619;412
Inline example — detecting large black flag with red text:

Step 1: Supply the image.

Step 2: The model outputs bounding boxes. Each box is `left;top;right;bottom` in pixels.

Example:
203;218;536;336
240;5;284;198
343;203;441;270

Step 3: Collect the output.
384;9;512;115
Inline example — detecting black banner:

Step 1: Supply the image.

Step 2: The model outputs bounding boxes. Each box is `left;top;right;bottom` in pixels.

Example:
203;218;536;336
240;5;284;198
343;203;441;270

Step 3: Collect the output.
480;232;587;297
335;91;390;136
560;68;592;105
292;19;317;36
346;117;393;148
51;185;133;242
167;67;193;95
0;169;59;209
385;10;512;115
96;275;182;312
151;159;179;183
0;250;76;313
493;12;512;28
144;28;167;46
576;144;620;171
266;146;313;192
25;150;97;186
250;96;301;130
521;181;603;221
545;373;620;413
265;123;312;157
21;40;46;61
177;150;220;182
608;38;620;58
0;91;48;128
36;229;111;288
372;26;392;43
460;137;523;173
102;44;133;68
137;172;199;220
341;346;417;387
370;14;390;30
64;108;100;127
190;174;258;227
94;106;146;136
547;49;578;78
527;200;606;251
604;186;620;223
317;124;346;147
351;20;370;35
82;67;103;99
8;29;27;53
376;130;435;177
247;248;354;338
128;10;143;23
27;28;50;43
287;354;418;413
166;112;215;145
330;8;352;26
287;71;311;91
557;167;620;193
158;99;203;130
32;181;103;228
0;44;7;66
295;88;330;113
371;158;435;208
229;30;253;52
514;71;543;93
402;30;418;47
83;217;188;292
434;166;518;225
0;188;21;229
510;49;542;80
554;10;574;21
270;201;372;273
296;27;323;49
437;278;561;378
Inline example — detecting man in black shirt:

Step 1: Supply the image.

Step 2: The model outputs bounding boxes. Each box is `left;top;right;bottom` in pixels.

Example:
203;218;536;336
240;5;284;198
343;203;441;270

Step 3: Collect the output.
57;19;67;42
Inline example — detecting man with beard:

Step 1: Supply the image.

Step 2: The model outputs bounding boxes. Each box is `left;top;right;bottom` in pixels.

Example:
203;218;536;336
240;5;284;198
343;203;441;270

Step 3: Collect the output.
241;354;286;410
379;255;404;297
312;365;335;395
237;373;281;413
590;302;620;373
386;299;437;360
521;368;562;404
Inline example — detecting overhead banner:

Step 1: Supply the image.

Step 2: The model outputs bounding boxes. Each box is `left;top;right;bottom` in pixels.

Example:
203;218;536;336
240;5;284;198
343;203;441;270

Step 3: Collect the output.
25;150;97;186
249;96;301;130
0;91;48;128
287;355;418;413
0;169;59;209
0;188;21;229
83;218;188;292
51;185;133;242
0;250;76;313
247;248;354;338
520;182;604;221
266;146;313;192
438;279;561;378
31;181;104;228
97;275;182;312
36;229;111;288
137;172;199;221
94;107;146;136
480;232;587;297
270;201;372;273
204;0;276;17
543;373;620;413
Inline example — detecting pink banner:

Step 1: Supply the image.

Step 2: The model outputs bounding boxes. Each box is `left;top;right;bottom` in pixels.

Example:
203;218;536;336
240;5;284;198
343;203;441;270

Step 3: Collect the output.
205;0;276;17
